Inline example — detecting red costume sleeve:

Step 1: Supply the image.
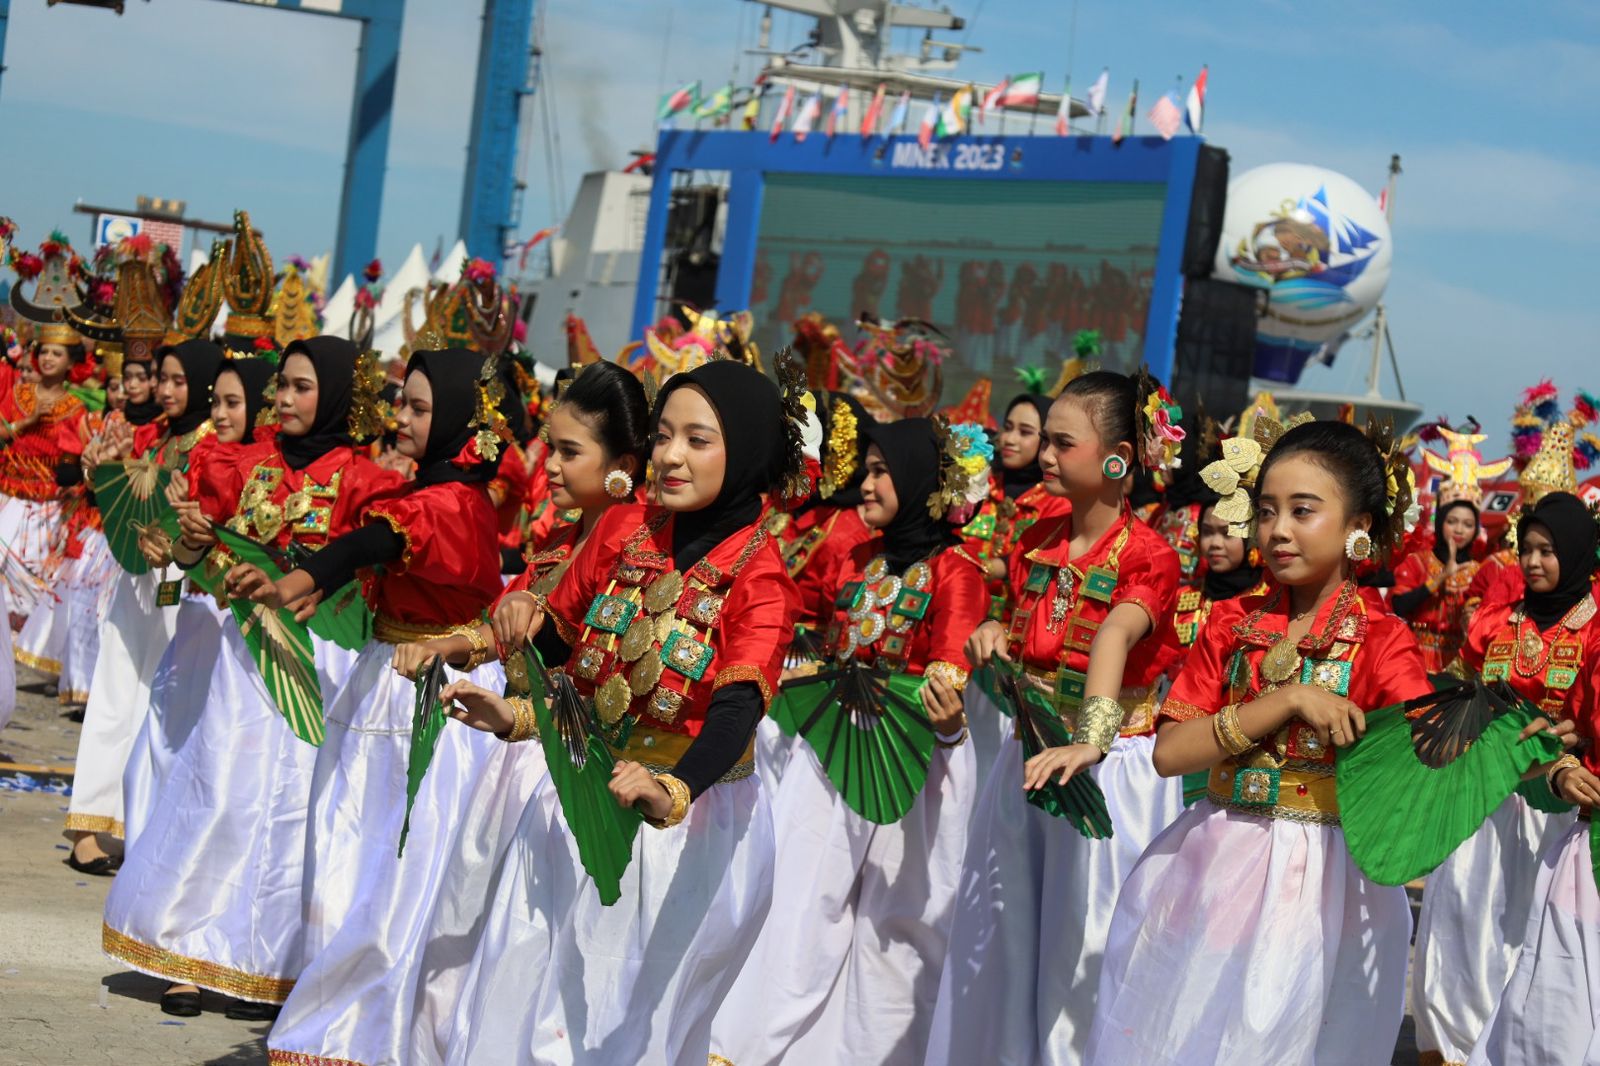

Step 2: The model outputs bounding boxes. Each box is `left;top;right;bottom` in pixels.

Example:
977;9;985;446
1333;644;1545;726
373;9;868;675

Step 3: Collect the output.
1360;611;1433;706
1462;601;1515;674
541;503;644;644
1158;596;1247;723
925;547;988;670
1391;552;1430;596
1113;523;1182;633
709;537;799;707
362;481;504;625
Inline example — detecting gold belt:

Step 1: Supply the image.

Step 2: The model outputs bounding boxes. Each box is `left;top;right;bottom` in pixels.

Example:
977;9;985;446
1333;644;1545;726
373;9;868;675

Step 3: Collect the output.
1019;667;1156;737
372;613;460;646
616;723;755;784
1206;763;1340;826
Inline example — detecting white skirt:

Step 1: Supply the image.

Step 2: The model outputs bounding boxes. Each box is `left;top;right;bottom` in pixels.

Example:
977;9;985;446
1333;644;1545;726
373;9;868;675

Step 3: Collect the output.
59;528;119;703
754;714;799;788
14;572;68;677
963;681;1013;805
924;731;1184;1066
267;645;541;1066
1082;799;1412;1066
64;572;177;839
120;594;228;848
1413;793;1577;1064
102;626;358;1002
1468;819;1600;1066
712;733;975;1066
443;771;774;1066
0;495;62;616
0;582;13;730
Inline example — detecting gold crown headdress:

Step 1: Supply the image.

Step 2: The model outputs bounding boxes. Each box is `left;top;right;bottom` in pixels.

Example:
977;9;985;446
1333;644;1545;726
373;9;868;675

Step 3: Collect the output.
401;262;514;359
221;210;275;348
471;351;513;463
348;347;389;441
1421;421;1512;509
65;235;170;363
1197;407;1314;539
645;306;764;379
273;263;320;349
166;238;228;347
9;229;87;335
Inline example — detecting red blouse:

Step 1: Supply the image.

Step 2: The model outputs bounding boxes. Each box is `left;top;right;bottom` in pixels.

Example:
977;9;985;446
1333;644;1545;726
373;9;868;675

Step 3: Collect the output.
1464;596;1600;733
1467;548;1523;610
208;440;405;551
961;478;1071;618
819;539;986;680
1392;549;1480;672
495;519;581;608
0;365;86;501
361;480;503;629
543;503;798;739
1002;510;1181;734
789;505;874;629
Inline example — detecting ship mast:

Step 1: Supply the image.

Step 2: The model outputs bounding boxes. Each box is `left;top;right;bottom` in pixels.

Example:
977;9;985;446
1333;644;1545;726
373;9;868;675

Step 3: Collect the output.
1364;153;1404;400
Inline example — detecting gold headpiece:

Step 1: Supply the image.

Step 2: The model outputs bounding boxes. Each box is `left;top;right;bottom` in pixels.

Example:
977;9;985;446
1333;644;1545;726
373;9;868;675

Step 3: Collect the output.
472;352;512;462
273;264;320;348
1198;407;1313;539
645;306;763;379
9;230;86;326
818;394;861;499
348;348;388;441
65;236;170;364
222;210;275;345
35;321;81;347
1422;423;1511;509
853;317;946;419
166;238;228;346
775;347;812;503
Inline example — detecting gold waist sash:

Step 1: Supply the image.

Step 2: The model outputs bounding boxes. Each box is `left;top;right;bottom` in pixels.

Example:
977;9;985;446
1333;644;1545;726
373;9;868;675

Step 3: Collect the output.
1019;666;1157;737
615;722;755;784
372;613;459;646
1206;763;1340;826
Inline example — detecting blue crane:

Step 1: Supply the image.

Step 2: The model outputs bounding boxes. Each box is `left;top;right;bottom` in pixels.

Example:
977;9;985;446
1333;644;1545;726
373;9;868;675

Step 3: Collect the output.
0;0;537;281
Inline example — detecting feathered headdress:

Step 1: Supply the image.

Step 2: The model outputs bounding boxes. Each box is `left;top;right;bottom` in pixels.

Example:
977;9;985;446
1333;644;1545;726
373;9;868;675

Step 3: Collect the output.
853;316;947;419
1510;382;1598;503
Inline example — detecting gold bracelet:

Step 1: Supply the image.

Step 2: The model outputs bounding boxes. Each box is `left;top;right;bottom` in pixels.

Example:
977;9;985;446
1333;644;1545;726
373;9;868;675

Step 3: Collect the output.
499;696;538;743
1076;695;1126;755
936;728;969;749
1212;703;1255;757
925;660;971;692
1548;753;1584;792
453;623;493;671
645;772;691;829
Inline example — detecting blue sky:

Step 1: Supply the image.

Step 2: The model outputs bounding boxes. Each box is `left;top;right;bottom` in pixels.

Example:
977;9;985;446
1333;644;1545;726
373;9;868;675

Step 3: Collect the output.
3;0;1596;454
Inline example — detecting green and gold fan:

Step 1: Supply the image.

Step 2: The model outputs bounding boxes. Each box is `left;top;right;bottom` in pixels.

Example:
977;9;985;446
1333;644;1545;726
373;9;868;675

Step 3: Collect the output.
91;457;174;575
770;662;935;825
1337;681;1567;886
398;654;449;857
281;542;374;651
212;524;325;746
520;641;643;906
970;663;1012;718
991;659;1114;839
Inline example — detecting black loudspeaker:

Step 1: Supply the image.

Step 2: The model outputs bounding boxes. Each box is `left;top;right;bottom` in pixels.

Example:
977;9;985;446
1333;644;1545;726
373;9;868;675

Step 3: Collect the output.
1181;145;1230;278
1170;276;1259;424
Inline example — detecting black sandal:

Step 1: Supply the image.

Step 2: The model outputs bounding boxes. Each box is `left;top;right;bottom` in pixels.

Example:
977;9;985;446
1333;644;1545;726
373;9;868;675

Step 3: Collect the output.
65;852;118;876
224;999;280;1021
161;985;202;1017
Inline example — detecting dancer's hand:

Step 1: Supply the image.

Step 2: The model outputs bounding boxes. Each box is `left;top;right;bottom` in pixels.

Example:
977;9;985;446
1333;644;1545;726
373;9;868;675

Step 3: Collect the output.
921;672;966;734
1289;685;1366;749
609;760;674;820
439;680;516;735
284;587;322;623
965;620;1009;668
175;505;215;548
225;563;283;609
1554;762;1600;809
1022;742;1100;790
492;591;544;654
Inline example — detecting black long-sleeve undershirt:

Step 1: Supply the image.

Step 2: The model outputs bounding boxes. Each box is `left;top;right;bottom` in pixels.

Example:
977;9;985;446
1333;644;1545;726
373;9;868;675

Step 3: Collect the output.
299;522;406;595
671;682;763;800
1390;585;1431;618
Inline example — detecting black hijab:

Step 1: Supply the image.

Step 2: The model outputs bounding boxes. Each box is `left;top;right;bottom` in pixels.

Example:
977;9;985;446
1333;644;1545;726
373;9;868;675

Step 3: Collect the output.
655;361;784;572
157;339;224;437
1518;491;1598;630
1196;494;1264;601
1001;393;1053;499
121;358;162;427
407;349;501;486
864;418;960;572
214;357;278;443
1432;500;1478;565
278;336;357;470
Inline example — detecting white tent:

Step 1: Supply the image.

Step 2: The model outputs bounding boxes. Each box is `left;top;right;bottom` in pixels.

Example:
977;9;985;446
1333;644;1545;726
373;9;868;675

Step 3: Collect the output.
320;275;356;340
432;239;468;284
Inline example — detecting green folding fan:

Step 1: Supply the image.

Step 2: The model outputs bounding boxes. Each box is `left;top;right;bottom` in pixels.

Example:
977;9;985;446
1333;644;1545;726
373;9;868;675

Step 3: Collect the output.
283;542;373;651
770;662;936;825
520;640;643;906
1337;680;1567;886
398;654;450;857
212;524;324;746
990;659;1114;839
91;457;174;576
1591;818;1600;900
970;663;1012;718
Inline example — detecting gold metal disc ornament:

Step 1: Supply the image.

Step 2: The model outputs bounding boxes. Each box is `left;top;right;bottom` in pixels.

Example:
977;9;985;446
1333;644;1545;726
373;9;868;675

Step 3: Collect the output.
629;652;665;696
643;570;684;614
1260;636;1303;685
596;673;633;724
620;617;656;662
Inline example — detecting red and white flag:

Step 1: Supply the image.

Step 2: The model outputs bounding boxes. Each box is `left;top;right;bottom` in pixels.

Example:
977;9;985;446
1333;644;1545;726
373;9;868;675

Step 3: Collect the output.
1148;90;1183;140
918;94;941;149
1054;76;1072;135
979;79;1009;122
1185;65;1208;133
825;86;849;138
769;85;796;142
792;91;823;142
861;83;887;138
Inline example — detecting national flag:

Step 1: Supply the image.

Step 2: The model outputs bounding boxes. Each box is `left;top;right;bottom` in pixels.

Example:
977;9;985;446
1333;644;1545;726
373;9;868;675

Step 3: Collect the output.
658;80;699;121
979;78;1009;121
769;84;796;142
918;93;941;149
1053;76;1072;135
1377;187;1388;214
938;85;972;137
694;82;733;120
1148;90;1183;140
1185;65;1208;133
1086;67;1110;115
861;83;887;138
792;90;823;142
742;85;765;130
825;86;849;138
886;90;911;135
1113;79;1138;144
1000;72;1043;107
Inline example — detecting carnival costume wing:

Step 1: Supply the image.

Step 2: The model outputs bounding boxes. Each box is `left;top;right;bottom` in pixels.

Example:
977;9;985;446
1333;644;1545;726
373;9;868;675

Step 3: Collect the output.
520;640;642;906
1337;681;1566;885
397;654;450;857
991;659;1114;839
770;661;935;825
212;524;325;746
91;457;173;576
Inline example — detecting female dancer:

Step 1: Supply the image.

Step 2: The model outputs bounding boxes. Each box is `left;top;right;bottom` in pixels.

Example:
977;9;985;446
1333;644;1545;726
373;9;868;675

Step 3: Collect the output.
713;417;987;1065
1084;420;1430;1065
1465;492;1600;1066
66;339;219;873
1174;489;1271;651
102;336;400;1018
926;371;1183;1065
404;359;653;1066
1391;490;1481;673
436;358;800;1065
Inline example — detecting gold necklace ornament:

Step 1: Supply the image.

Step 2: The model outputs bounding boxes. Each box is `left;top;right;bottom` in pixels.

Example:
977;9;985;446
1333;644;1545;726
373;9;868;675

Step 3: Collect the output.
1260;604;1316;685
